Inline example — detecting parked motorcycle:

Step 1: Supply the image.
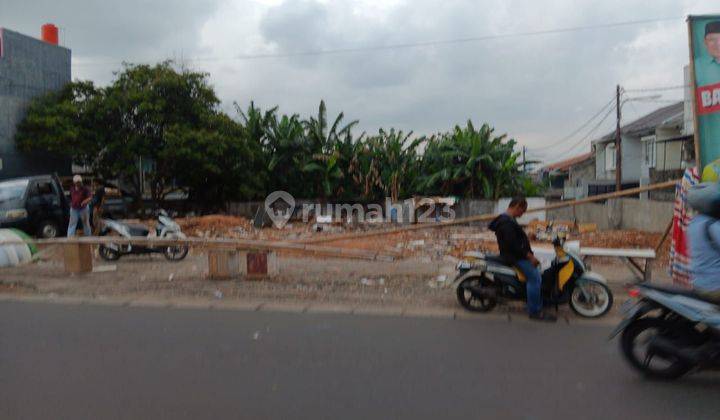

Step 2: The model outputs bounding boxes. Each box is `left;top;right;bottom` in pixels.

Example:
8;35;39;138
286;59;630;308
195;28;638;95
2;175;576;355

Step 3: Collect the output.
452;234;613;318
98;210;188;262
610;283;720;380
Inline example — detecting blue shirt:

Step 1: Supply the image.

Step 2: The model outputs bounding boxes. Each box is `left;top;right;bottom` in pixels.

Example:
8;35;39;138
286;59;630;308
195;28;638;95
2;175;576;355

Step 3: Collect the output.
690;214;720;291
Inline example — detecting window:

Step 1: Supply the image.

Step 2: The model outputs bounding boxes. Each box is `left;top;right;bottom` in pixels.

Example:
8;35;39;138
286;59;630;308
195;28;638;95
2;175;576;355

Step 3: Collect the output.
605;144;616;171
642;135;656;168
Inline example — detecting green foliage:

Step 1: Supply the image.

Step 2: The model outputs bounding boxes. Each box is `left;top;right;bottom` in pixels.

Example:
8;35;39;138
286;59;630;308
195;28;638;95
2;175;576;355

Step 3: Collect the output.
17;61;545;210
417;121;537;199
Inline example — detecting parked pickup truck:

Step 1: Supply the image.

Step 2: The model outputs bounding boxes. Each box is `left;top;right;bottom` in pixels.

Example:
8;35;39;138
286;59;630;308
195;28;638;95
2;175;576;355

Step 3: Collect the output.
0;175;69;238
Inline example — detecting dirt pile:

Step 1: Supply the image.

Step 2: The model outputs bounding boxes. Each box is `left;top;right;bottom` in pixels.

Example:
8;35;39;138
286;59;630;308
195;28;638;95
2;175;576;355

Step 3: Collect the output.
576;230;662;249
178;215;255;238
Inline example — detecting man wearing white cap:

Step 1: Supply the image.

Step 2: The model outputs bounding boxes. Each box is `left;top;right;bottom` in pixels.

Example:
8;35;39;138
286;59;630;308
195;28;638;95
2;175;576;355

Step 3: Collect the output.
67;175;92;237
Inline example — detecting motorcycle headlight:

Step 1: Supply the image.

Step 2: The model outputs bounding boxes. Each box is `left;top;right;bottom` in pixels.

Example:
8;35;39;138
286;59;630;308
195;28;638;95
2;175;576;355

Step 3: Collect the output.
3;208;28;220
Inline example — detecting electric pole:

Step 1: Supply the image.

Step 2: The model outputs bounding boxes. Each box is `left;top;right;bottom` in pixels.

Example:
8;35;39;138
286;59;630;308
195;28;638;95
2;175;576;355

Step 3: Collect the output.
522;146;527;173
615;85;622;192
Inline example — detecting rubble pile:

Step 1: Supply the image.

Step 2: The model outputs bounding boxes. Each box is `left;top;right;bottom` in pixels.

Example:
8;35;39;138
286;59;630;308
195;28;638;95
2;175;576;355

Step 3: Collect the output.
177;215;255;238
173;213;669;264
576;230;662;250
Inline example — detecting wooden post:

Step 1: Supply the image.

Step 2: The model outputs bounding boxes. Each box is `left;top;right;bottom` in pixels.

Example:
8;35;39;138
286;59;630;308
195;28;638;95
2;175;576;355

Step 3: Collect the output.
63;243;93;274
246;251;278;279
207;249;244;280
655;219;674;254
687;17;702;167
615;84;623;192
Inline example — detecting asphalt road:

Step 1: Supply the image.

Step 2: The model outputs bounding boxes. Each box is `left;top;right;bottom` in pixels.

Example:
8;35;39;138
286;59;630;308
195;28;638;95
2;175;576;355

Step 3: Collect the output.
1;301;719;420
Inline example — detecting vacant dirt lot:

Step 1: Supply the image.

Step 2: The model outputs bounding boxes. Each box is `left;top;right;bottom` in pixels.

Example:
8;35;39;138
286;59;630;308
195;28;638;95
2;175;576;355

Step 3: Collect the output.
1;218;672;317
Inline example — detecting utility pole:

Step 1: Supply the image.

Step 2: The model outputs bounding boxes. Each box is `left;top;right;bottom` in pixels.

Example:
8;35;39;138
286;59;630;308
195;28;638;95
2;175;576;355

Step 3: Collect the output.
522;146;527;173
615;85;622;192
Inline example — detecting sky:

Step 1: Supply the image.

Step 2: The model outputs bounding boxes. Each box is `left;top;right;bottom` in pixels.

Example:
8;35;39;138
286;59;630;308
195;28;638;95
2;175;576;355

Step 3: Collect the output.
1;0;718;164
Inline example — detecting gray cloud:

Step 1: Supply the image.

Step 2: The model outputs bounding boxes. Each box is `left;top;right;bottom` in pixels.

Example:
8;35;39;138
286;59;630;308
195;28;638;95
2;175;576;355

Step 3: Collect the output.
0;0;221;84
2;0;716;162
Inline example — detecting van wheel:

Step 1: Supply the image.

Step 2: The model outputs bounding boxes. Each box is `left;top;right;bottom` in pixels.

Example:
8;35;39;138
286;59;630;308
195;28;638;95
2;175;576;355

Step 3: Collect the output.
38;220;60;238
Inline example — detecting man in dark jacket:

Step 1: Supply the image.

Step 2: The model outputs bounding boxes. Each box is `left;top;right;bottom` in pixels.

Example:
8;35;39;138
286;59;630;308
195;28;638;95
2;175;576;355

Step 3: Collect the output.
489;197;556;322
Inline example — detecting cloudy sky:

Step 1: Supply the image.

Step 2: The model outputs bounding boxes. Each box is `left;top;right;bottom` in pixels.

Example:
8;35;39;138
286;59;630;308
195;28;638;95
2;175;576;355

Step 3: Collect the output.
1;0;718;163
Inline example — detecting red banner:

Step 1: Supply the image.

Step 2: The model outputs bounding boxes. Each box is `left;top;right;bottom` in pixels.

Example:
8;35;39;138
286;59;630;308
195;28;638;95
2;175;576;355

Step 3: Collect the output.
697;81;720;115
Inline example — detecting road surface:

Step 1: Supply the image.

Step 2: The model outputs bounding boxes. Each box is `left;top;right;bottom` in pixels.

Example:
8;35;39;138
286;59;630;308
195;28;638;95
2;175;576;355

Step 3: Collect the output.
1;301;719;419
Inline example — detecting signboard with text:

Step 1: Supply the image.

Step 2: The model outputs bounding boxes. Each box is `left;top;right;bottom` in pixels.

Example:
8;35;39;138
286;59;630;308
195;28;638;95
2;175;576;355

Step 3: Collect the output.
689;15;720;168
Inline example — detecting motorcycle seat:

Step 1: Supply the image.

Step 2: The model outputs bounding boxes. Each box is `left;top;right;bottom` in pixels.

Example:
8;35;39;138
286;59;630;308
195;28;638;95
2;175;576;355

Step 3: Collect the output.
127;224;150;237
484;254;510;266
640;283;720;305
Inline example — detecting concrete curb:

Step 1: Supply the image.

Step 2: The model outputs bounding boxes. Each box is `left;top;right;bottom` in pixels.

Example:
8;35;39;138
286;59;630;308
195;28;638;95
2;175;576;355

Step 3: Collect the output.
0;292;621;325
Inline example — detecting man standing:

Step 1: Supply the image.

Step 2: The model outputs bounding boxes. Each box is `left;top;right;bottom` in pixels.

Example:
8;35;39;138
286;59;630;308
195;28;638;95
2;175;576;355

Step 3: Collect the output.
489;197;556;322
67;175;92;237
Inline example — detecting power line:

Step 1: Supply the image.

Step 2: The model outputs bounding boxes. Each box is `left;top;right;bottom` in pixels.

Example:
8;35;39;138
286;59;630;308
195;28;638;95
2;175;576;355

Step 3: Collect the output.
624;84;689;92
527;95;616;151
72;16;683;67
549;103;617;161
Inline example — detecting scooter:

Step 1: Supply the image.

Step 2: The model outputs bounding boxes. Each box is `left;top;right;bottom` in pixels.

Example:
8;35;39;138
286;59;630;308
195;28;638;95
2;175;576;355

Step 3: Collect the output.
452;234;613;318
98;210;189;261
610;283;720;380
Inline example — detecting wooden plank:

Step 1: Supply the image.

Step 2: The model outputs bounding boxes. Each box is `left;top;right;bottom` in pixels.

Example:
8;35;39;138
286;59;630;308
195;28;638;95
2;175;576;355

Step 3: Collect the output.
579;247;656;259
0;236;394;261
299;180;679;244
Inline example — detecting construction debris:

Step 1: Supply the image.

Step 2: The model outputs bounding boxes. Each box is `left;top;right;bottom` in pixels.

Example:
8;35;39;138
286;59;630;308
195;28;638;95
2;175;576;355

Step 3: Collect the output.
177;215;255;238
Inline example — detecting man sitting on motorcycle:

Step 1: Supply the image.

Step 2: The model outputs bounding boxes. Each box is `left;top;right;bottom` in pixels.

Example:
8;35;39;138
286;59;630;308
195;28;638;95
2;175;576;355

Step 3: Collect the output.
489;197;557;322
688;183;720;300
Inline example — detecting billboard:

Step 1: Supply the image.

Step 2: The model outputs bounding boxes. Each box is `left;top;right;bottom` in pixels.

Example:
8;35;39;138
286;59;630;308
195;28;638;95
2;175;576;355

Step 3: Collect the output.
689;15;720;168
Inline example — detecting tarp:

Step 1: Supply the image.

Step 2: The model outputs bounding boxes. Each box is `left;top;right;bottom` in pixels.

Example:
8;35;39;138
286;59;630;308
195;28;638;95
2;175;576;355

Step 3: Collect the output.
0;229;33;268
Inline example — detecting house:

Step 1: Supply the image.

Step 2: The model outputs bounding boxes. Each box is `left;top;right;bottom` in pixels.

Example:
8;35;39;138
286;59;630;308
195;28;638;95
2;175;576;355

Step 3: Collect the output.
538;152;594;199
589;101;692;200
0;25;72;180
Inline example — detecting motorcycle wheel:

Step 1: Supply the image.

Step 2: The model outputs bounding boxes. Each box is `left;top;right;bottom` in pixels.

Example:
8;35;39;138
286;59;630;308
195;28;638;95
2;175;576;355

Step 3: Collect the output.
99;245;121;261
620;317;692;380
163;245;189;261
569;281;613;318
456;276;497;312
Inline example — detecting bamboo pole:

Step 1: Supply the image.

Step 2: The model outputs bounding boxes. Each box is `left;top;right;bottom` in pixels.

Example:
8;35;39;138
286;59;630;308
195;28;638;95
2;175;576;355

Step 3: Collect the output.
0;236;394;261
300;179;679;244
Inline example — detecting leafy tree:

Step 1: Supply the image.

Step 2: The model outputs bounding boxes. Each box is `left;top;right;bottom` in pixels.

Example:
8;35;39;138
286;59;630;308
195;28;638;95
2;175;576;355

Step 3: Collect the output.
18;60;546;210
104;62;221;204
16;81;107;166
301;100;358;199
418;121;532;199
163;114;265;208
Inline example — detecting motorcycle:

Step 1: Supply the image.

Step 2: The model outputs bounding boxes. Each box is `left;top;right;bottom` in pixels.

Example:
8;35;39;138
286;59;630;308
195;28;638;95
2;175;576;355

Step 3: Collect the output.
610;283;720;380
452;234;613;318
98;210;189;262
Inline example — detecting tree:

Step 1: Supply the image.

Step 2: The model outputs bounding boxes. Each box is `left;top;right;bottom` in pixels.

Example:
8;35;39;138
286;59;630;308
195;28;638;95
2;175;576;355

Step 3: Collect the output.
16;81;106;166
163;114;265;208
103;61;221;204
17;62;234;207
417;121;533;199
301;100;359;199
